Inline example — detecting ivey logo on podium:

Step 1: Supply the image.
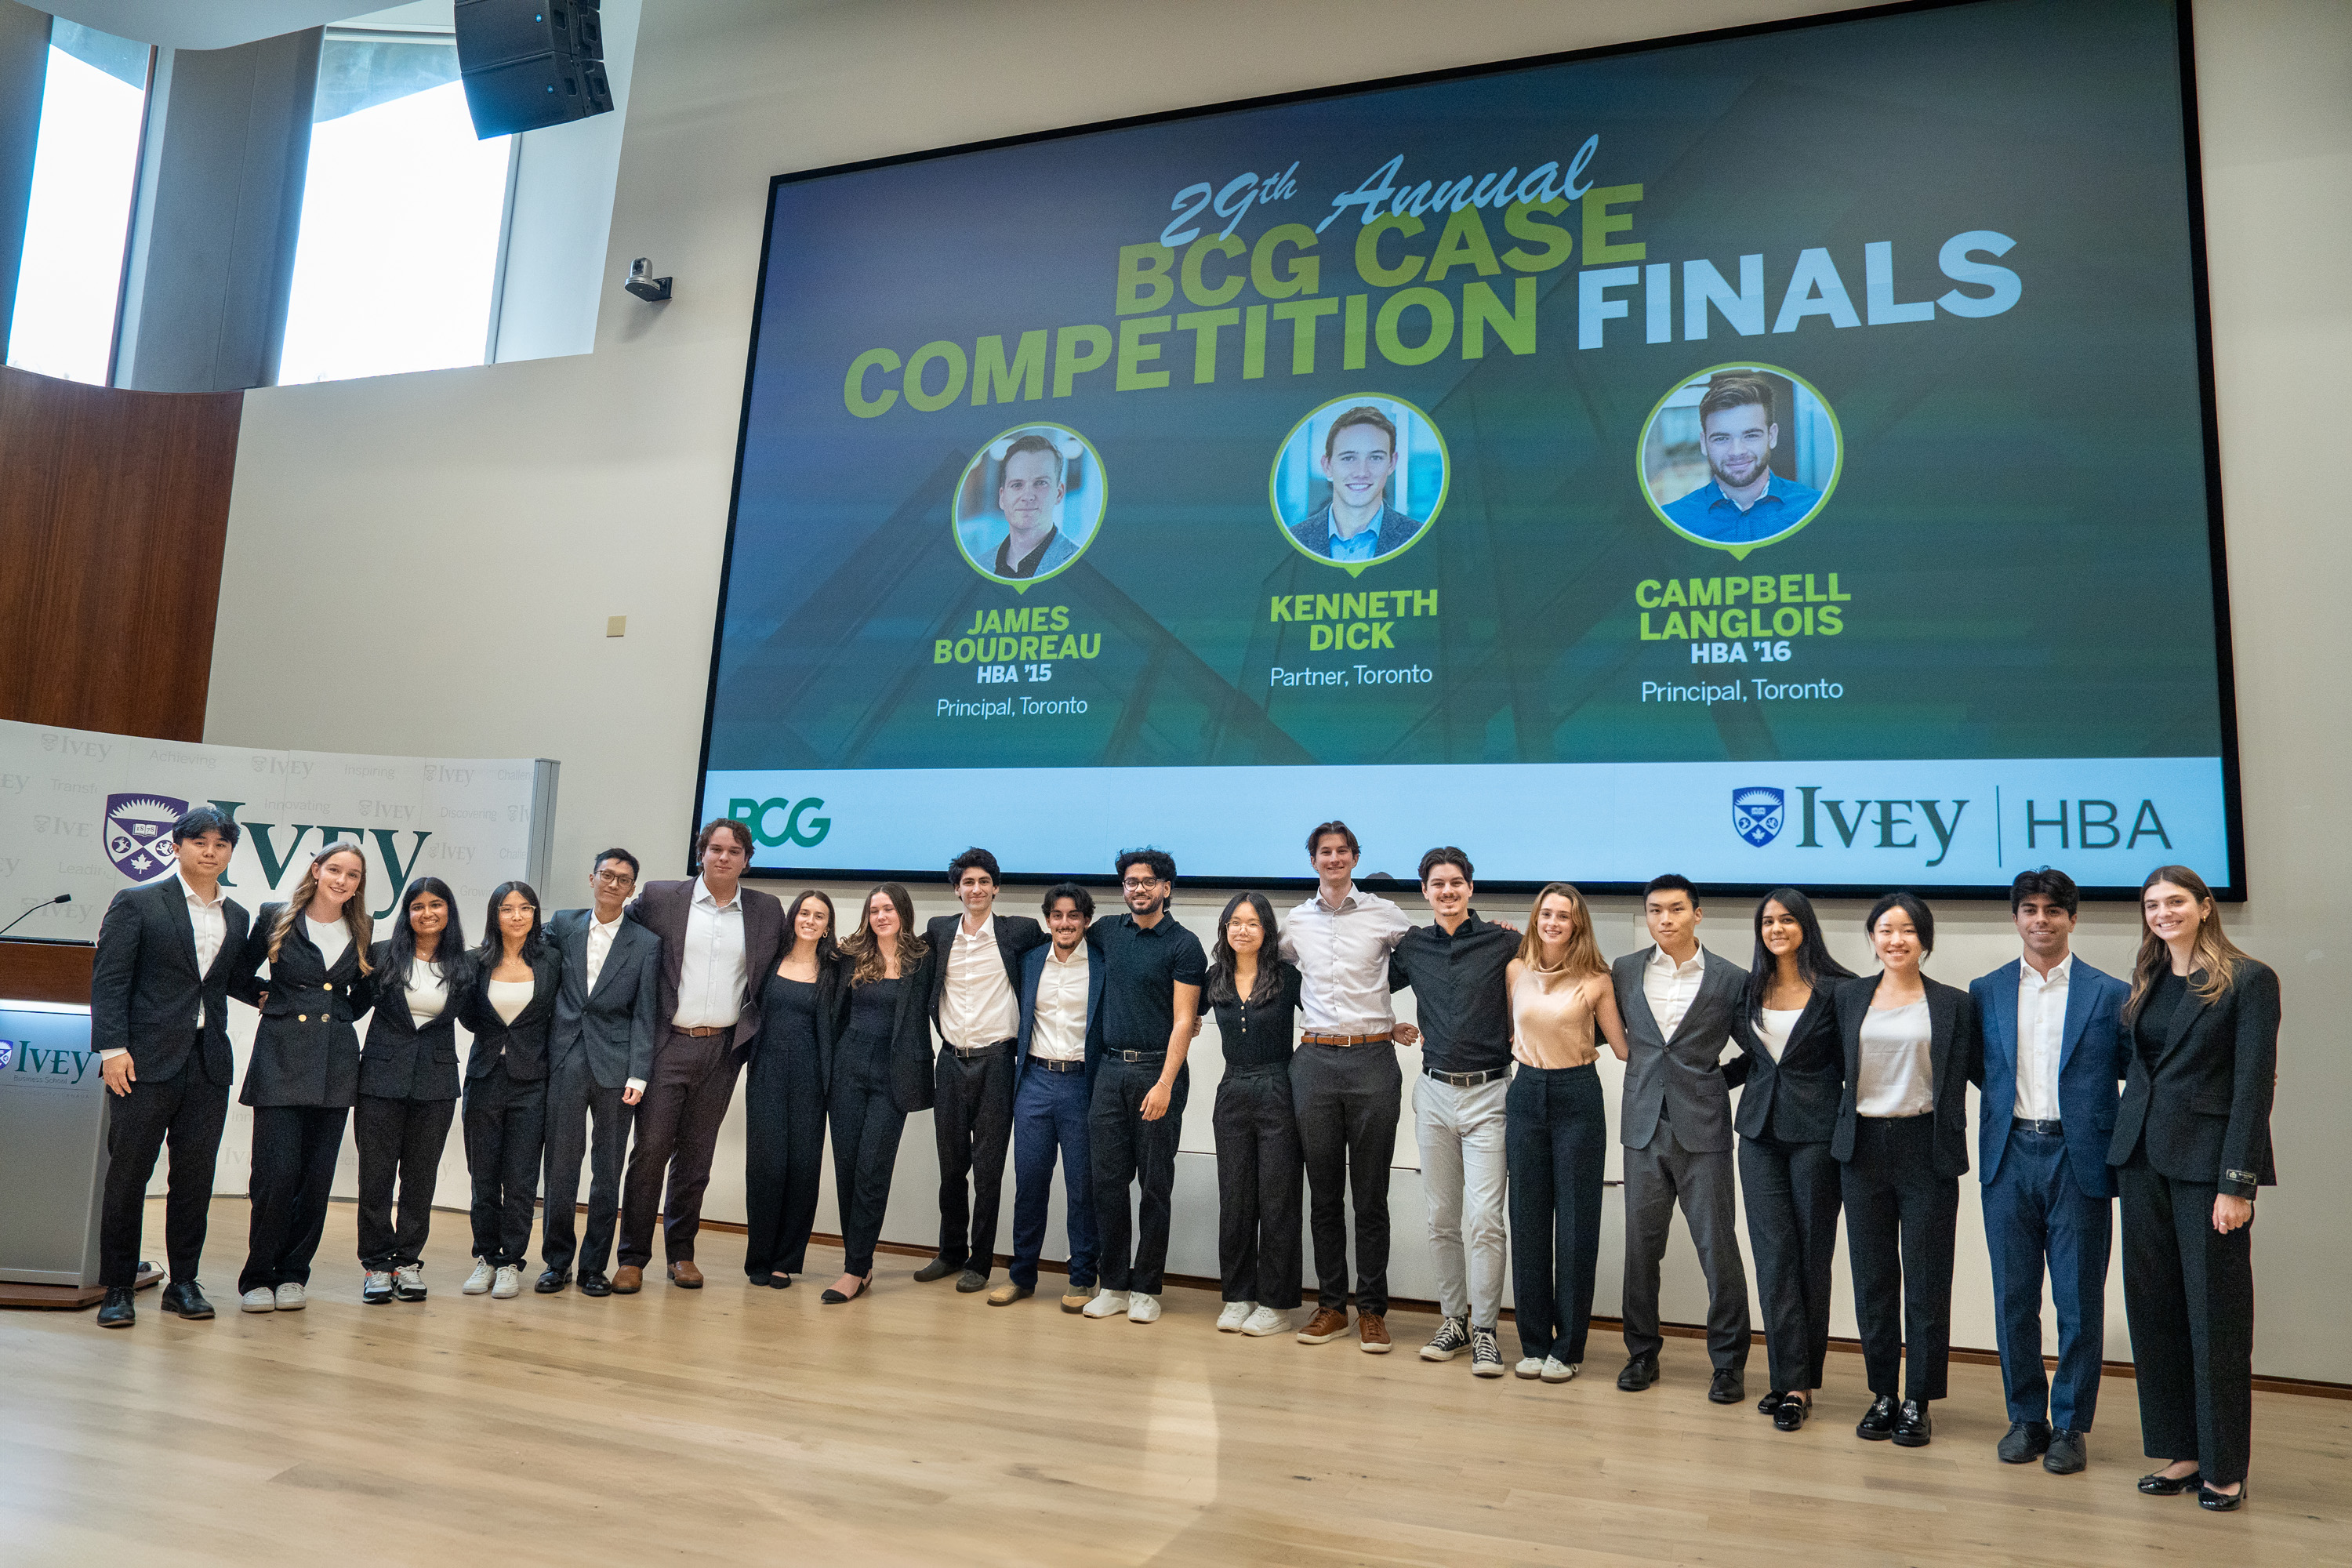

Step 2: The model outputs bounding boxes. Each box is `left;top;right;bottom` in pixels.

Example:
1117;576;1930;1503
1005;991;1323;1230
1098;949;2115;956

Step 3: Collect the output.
103;794;190;882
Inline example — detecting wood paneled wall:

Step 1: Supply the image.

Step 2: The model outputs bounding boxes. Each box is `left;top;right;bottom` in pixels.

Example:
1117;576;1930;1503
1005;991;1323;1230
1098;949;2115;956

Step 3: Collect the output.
0;365;242;742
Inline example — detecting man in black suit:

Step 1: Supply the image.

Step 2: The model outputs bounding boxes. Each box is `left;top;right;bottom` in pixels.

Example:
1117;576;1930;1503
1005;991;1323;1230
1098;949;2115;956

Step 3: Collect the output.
913;847;1047;1292
1611;874;1751;1403
88;807;252;1328
537;848;662;1297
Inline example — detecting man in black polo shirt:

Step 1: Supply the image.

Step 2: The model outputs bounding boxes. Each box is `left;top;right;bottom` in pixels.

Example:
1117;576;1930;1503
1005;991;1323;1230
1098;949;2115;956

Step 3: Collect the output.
1080;848;1207;1325
1389;847;1516;1377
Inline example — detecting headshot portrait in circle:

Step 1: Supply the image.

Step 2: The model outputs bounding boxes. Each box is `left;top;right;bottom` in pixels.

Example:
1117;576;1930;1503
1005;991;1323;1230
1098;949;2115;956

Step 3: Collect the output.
1641;367;1839;550
952;425;1105;586
1270;394;1446;569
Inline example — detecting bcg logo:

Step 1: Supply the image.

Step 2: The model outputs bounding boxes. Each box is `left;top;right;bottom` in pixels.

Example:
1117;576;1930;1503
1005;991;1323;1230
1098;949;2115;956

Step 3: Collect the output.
730;795;830;848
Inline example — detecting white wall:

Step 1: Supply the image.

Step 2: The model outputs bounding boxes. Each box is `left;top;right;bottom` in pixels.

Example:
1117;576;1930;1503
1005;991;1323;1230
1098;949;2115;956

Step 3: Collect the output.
205;0;2352;1381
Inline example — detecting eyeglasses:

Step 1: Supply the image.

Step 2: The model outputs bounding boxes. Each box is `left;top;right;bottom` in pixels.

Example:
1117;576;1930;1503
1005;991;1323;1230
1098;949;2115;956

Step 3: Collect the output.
1121;877;1163;891
593;869;636;887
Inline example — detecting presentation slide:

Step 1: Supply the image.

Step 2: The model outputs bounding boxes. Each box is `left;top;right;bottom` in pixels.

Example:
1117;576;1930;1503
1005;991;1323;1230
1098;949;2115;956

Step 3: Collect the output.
702;0;2238;895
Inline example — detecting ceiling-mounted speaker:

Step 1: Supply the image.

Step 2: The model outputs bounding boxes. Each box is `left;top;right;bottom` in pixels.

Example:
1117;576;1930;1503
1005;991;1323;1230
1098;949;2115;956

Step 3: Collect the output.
455;0;611;139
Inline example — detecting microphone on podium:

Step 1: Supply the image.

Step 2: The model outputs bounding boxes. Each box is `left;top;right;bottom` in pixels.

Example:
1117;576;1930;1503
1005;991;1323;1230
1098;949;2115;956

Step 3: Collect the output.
0;893;73;940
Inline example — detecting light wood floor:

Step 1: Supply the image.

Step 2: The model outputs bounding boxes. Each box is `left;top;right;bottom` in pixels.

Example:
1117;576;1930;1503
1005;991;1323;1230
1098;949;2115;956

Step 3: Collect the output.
2;1199;2344;1566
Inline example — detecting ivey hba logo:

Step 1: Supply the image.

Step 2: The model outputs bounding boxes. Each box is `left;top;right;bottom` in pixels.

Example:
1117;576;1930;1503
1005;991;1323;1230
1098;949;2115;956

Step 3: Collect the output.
96;793;434;916
105;793;190;881
1732;783;2174;867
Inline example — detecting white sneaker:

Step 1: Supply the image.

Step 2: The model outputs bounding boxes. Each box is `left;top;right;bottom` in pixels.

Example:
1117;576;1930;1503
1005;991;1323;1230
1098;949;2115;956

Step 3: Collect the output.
1217;1301;1254;1332
1541;1356;1578;1383
393;1263;426;1301
1127;1292;1161;1324
362;1270;394;1305
1080;1289;1130;1319
491;1265;521;1299
1514;1356;1545;1379
1240;1305;1289;1337
240;1287;275;1313
274;1282;307;1311
463;1259;495;1295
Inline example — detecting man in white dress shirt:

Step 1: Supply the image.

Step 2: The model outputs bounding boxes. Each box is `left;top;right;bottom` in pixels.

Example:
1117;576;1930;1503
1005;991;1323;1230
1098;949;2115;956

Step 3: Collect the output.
994;883;1102;1308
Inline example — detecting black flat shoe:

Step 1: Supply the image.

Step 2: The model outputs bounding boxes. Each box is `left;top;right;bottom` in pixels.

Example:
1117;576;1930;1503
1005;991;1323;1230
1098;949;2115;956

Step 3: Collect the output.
2197;1483;2245;1512
911;1255;961;1283
820;1274;873;1305
534;1270;568;1294
1857;1395;1897;1441
161;1280;215;1320
1891;1399;1933;1447
96;1286;136;1329
2137;1468;2204;1496
577;1272;612;1298
1773;1396;1810;1432
768;1272;793;1289
1758;1388;1788;1415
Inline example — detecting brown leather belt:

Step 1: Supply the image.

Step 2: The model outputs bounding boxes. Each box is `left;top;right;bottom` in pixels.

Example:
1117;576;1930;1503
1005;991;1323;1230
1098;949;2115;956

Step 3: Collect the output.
1301;1031;1392;1047
675;1025;729;1039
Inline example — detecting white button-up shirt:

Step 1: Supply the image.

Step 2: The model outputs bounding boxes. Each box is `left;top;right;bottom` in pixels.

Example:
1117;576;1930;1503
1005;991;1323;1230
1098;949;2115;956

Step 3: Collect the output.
941;913;1020;1047
1280;885;1412;1034
1030;942;1090;1062
672;877;748;1030
2012;952;2074;1123
180;873;227;1029
1643;945;1708;1038
586;910;622;993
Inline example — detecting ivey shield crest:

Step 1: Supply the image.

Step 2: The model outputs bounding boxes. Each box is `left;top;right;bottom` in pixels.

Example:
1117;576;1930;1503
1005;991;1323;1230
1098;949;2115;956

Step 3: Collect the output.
104;794;189;881
1733;786;1785;848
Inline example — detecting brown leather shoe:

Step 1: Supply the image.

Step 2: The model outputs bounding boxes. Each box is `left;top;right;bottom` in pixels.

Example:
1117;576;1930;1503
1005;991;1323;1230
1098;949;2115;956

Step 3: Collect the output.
1357;1312;1392;1353
1297;1305;1351;1344
668;1260;704;1288
611;1265;643;1294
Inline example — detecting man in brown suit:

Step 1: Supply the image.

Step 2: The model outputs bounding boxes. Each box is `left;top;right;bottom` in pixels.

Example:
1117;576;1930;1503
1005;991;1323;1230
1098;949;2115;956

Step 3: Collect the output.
611;818;785;1291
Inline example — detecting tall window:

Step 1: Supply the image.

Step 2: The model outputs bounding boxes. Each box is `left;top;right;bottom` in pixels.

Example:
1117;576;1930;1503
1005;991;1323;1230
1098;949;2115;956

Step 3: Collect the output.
276;29;514;384
5;23;151;385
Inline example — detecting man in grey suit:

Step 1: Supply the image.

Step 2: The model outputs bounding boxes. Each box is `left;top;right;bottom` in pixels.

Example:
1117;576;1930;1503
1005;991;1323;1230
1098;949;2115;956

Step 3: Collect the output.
536;848;662;1297
1613;873;1751;1403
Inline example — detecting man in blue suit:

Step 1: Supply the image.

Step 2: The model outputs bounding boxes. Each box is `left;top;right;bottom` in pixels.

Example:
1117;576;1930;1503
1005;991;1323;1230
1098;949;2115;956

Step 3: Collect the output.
1969;867;2131;1475
989;882;1105;1309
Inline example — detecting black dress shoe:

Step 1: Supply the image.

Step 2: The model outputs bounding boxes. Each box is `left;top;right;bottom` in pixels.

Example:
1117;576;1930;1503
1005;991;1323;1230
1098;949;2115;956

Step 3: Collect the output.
577;1272;612;1298
1773;1395;1810;1432
534;1270;569;1294
2044;1429;2087;1474
1998;1419;2053;1464
96;1286;136;1328
2197;1483;2245;1512
1758;1388;1788;1415
912;1255;962;1283
768;1272;793;1289
1615;1356;1659;1392
1857;1395;1898;1441
2136;1468;2203;1495
161;1281;215;1320
1892;1399;1933;1447
954;1268;989;1294
1708;1369;1745;1405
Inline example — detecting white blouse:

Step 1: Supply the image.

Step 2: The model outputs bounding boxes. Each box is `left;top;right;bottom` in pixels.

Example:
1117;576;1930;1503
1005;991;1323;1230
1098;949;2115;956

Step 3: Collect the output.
1855;1000;1933;1118
1755;1006;1802;1063
304;916;350;970
486;978;533;1027
405;960;446;1024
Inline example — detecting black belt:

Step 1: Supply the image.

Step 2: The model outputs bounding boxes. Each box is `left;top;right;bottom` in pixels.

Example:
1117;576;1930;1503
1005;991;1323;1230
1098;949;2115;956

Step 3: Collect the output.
1224;1060;1290;1078
1031;1057;1085;1073
1425;1065;1508;1087
951;1039;1012;1058
2012;1116;2063;1136
1109;1049;1166;1064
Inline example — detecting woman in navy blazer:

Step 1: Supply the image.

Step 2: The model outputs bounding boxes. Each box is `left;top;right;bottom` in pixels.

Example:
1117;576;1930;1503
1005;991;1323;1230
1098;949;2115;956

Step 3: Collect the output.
1829;891;1975;1448
1725;887;1855;1430
2111;866;2278;1511
354;876;467;1303
228;840;376;1313
456;881;563;1298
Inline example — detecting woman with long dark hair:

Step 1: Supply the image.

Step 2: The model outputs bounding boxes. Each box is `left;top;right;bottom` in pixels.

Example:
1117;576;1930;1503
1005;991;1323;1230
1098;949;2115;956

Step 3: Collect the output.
230;840;376;1314
1729;887;1856;1428
456;880;562;1301
743;889;839;1288
1831;891;1974;1448
1206;891;1304;1337
1503;881;1628;1381
2113;866;2276;1512
354;876;468;1304
822;884;933;1304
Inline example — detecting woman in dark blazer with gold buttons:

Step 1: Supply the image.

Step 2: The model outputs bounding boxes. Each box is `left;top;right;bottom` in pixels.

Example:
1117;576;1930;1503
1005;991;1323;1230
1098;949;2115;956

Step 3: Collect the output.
2112;866;2276;1512
1830;891;1974;1449
354;876;467;1304
456;880;563;1300
229;840;376;1314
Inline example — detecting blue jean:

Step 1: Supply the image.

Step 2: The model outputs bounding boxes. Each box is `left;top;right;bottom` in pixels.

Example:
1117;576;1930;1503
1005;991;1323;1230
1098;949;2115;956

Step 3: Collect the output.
1984;1126;2112;1430
1011;1064;1098;1290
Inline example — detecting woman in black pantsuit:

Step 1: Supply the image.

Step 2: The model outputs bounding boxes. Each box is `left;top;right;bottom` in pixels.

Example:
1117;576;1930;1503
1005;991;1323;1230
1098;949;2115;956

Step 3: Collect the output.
354;876;467;1303
821;884;934;1305
456;882;562;1299
1206;892;1305;1334
230;840;376;1313
743;890;840;1288
1726;887;1854;1430
1829;891;1974;1449
2112;866;2277;1512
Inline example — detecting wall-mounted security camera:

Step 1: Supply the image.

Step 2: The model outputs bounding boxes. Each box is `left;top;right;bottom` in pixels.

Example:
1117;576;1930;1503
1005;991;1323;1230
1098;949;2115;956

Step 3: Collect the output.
624;258;673;302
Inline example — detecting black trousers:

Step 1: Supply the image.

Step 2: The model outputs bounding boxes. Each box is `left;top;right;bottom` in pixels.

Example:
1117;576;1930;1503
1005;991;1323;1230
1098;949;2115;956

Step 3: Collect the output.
1091;1054;1189;1294
100;1055;229;1287
619;1031;743;1269
241;1105;349;1294
1290;1042;1400;1315
354;1093;456;1270
1841;1114;1958;1402
541;1054;628;1278
1741;1132;1843;1394
1213;1062;1302;1308
827;1052;906;1276
2121;1152;2256;1485
1505;1062;1607;1363
931;1041;1016;1276
743;1031;827;1279
463;1059;546;1268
